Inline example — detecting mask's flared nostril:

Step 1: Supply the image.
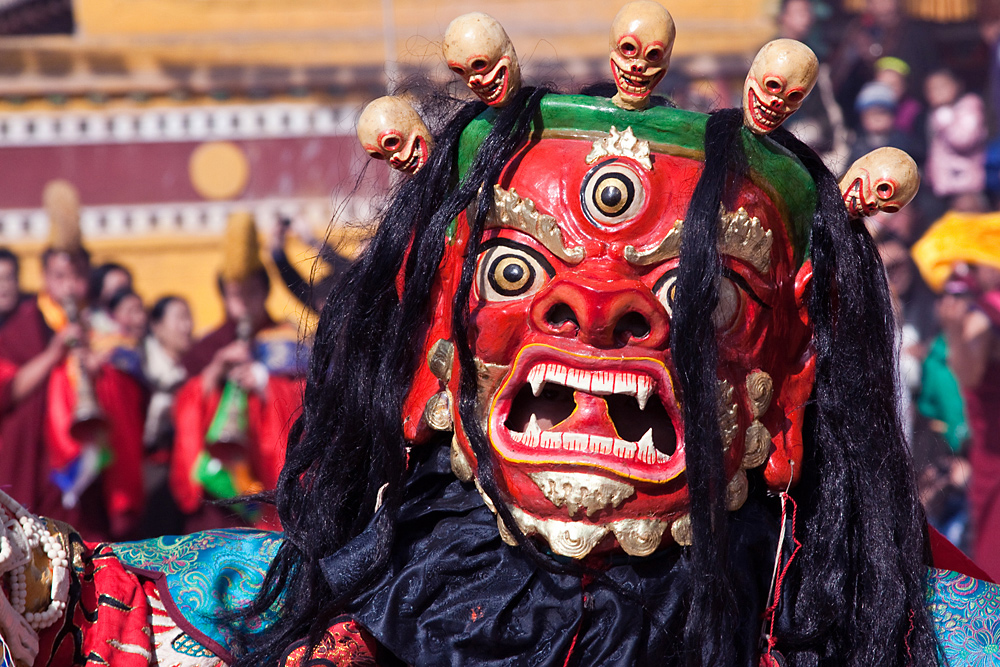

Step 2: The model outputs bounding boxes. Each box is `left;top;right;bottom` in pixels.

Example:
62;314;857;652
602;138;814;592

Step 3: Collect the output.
545;303;579;330
614;311;651;344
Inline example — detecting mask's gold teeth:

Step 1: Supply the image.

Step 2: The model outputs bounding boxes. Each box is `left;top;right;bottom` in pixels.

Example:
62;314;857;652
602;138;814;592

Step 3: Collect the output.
528;471;635;518
742;421;771;469
670;513;693;547
451;437;474;482
718;205;772;274
509;507;610;558
427;339;455;382
424;391;453;431
745;371;773;418
497;514;517;546
718;380;739;451
611;518;668;557
726;469;749;511
585;126;652;170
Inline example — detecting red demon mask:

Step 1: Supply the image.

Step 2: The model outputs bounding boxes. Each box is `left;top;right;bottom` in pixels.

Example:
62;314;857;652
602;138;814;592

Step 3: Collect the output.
403;104;816;559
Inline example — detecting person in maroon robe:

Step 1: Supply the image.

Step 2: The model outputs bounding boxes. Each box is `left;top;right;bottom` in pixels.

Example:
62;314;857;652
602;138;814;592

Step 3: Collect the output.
170;213;304;531
0;247;83;520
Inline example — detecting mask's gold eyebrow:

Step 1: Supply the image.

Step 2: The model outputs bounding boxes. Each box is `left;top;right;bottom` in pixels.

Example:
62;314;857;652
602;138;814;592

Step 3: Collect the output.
485;185;585;265
623;206;772;273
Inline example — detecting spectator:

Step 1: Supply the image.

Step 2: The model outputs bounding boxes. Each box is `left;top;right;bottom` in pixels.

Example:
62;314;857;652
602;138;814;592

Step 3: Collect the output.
874;56;924;142
108;287;148;342
87;262;134;336
847;81;914;166
924;68;989;209
0;248;20;327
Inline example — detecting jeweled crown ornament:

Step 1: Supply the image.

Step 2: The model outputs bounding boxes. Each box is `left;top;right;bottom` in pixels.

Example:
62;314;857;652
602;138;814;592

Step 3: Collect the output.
443;12;522;108
356;96;432;175
839;147;920;219
609;1;676;111
742;39;819;135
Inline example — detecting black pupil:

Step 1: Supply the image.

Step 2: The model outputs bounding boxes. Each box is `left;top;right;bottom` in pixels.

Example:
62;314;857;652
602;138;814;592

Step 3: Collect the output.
503;263;524;283
600;185;622;208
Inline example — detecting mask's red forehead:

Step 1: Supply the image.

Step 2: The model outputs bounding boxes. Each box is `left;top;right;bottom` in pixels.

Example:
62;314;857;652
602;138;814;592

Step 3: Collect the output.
498;137;702;251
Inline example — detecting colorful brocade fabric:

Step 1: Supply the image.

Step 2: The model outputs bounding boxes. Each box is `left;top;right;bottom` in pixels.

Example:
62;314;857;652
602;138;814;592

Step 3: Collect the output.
111;529;284;662
927;568;1000;665
279;619;378;667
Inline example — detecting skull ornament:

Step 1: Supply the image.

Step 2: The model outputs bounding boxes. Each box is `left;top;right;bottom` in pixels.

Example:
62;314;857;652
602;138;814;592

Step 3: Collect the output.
444;13;522;108
742;39;819;135
839;147;920;218
609;1;676;111
356;96;432;175
402;106;818;560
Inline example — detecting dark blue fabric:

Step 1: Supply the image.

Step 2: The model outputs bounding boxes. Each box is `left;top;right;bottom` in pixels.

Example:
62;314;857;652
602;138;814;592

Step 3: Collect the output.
320;446;779;666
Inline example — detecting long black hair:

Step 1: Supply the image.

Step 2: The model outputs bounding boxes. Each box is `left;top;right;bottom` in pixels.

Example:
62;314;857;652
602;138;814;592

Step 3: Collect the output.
234;95;935;667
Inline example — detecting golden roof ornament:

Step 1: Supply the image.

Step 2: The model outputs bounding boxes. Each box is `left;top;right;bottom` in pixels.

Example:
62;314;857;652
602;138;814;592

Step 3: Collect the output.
609;1;676;111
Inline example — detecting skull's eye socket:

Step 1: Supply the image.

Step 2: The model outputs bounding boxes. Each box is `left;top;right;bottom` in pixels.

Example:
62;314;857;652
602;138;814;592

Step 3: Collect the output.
786;90;804;103
380;134;402;151
449;65;466;75
765;78;783;93
619;38;639;57
644;46;663;62
876;181;895;199
653;270;678;316
476;239;554;302
471;58;489;72
368;151;385;160
581;159;645;227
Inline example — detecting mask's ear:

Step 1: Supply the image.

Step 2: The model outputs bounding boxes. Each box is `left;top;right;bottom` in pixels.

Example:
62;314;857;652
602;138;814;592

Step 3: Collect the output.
401;216;468;444
763;259;814;492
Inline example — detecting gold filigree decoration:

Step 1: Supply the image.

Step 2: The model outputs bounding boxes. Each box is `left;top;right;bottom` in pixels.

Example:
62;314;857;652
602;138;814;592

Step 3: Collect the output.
423;391;452;431
487;186;585;264
718;205;772;273
528;471;635;518
742;421;771;469
725;470;749;511
585;126;652;170
611;518;669;557
718;380;739;452
450;437;473;482
427;339;454;382
670;513;693;547
745;370;773;418
623;220;684;266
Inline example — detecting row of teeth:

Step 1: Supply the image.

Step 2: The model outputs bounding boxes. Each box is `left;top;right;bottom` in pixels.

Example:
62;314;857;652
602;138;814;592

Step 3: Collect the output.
511;419;670;464
473;70;506;103
751;95;785;126
398;141;423;173
526;363;655;409
613;64;652;95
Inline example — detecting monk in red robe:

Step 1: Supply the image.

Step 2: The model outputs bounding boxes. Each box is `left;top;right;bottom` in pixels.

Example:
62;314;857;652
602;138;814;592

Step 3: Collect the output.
170;213;304;530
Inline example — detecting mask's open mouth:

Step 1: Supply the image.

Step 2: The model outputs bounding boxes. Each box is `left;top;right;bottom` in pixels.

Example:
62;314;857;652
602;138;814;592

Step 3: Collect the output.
489;344;685;483
471;65;509;105
391;136;426;174
611;61;654;98
844;177;872;216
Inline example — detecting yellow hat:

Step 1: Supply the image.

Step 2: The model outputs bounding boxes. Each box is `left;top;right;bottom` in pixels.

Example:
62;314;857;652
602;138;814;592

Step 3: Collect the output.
912;211;1000;292
43;179;82;253
220;211;265;283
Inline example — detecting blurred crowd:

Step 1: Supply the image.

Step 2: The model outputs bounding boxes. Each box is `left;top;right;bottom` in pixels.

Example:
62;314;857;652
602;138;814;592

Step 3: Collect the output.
1;0;1000;580
0;209;348;542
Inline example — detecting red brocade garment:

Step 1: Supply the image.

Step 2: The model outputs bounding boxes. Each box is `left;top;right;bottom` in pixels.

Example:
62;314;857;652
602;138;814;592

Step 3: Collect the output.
0;296;65;519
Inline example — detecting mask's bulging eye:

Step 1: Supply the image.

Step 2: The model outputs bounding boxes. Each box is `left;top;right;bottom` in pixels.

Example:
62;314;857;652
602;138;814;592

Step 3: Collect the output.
653;270;677;316
712;278;745;332
581;159;645;227
476;240;554;302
